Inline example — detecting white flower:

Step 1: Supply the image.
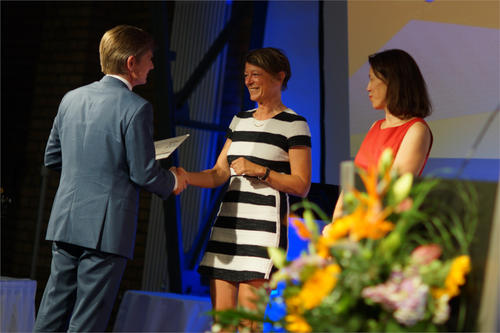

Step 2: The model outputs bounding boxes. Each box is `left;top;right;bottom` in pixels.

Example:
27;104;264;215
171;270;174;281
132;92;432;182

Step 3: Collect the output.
432;294;451;324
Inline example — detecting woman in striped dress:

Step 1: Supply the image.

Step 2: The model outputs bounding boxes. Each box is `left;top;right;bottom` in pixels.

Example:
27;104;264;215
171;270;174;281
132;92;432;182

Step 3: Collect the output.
182;47;312;327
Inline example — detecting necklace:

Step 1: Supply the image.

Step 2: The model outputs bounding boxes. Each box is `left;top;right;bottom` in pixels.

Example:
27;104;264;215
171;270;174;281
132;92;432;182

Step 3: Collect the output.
253;118;265;127
253;106;285;127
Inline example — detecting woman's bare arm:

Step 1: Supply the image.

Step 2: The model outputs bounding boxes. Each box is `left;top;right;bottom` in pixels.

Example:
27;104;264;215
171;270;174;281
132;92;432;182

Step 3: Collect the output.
185;139;232;188
393;122;432;175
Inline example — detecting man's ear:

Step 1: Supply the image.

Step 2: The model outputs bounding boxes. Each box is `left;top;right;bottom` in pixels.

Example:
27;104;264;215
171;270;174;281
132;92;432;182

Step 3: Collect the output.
126;55;136;72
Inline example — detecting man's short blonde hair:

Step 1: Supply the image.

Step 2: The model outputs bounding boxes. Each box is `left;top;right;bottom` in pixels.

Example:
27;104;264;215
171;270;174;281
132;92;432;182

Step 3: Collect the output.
99;25;155;75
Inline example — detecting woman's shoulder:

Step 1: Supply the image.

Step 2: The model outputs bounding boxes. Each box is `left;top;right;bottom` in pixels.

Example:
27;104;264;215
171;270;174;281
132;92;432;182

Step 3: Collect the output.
413;117;430;128
406;118;430;132
234;109;256;119
283;107;297;115
276;108;308;123
368;119;385;131
404;119;432;142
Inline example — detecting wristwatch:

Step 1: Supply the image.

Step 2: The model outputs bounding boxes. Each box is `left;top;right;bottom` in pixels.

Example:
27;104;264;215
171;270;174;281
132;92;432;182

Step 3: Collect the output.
258;167;270;181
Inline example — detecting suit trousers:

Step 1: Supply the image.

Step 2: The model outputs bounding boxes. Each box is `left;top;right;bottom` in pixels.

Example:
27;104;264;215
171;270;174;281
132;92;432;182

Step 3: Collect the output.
33;241;127;332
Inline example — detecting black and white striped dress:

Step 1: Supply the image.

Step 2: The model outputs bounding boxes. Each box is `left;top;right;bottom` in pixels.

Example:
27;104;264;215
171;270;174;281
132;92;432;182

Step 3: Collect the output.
198;108;311;282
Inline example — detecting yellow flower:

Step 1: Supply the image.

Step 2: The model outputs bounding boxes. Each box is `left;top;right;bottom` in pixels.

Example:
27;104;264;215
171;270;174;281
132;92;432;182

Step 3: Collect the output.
285;295;302;314
316;236;331;259
432;255;471;299
355;166;396;240
358;165;384;207
322;216;352;241
445;255;470;296
320;202;394;252
295;264;341;311
349;205;394;241
320;161;397;249
317;215;353;258
285;314;312;333
341;165;395;242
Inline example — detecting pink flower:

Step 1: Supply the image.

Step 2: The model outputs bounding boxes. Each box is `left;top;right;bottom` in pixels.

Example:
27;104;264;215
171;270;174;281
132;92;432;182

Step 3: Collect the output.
395;198;413;213
283;255;327;281
393;276;429;326
411;244;442;265
362;272;429;326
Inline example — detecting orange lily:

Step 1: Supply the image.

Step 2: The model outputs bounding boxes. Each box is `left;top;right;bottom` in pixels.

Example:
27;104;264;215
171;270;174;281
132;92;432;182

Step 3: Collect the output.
290;214;312;240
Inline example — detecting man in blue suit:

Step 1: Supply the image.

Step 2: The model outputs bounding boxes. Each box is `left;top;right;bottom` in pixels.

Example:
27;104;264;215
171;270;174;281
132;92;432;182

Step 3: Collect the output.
33;25;187;332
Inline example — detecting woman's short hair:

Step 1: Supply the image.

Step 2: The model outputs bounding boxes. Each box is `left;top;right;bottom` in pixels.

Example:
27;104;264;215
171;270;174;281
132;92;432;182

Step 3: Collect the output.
244;47;291;90
99;25;155;75
368;49;432;119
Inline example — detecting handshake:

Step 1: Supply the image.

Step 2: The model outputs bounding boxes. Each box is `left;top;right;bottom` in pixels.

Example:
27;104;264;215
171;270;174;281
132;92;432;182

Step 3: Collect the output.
170;166;189;195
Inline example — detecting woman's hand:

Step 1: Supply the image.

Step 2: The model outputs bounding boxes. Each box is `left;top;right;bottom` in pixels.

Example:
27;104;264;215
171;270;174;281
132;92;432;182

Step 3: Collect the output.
230;157;266;178
230;147;311;198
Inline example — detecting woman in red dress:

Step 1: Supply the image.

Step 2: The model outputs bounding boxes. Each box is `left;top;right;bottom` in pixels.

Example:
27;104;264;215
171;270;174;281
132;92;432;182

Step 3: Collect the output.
332;49;433;219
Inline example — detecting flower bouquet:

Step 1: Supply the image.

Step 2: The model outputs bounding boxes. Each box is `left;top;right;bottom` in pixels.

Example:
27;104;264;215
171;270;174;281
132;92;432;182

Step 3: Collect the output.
212;148;478;332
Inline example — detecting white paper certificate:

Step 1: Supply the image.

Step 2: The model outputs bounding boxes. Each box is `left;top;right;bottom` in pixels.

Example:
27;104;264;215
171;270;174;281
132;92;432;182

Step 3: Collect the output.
154;134;190;160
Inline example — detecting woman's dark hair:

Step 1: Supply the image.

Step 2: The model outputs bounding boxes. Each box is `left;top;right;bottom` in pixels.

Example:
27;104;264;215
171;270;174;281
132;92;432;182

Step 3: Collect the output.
244;47;291;90
368;49;432;119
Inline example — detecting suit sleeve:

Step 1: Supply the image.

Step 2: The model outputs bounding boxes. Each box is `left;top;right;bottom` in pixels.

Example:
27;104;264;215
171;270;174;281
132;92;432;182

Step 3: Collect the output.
125;102;176;199
44;113;62;171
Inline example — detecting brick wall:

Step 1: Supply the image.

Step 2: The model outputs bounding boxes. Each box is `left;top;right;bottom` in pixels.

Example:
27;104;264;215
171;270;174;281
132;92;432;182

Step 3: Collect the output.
1;2;173;330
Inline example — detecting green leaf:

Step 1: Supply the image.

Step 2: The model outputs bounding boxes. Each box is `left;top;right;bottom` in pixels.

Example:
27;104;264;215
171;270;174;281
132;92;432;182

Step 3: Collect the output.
303;209;319;237
419;260;447;286
377;231;401;260
268;247;286;269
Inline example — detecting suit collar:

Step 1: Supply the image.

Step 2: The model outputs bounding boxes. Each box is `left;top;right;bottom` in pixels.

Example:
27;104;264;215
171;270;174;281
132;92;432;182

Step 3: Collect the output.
100;75;132;90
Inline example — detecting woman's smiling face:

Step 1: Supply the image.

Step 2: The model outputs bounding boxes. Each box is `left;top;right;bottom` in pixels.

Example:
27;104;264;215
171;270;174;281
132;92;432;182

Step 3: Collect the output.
244;62;283;104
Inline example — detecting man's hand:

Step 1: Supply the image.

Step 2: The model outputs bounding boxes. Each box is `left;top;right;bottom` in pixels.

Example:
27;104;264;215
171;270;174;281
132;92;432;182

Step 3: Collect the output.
170;166;188;195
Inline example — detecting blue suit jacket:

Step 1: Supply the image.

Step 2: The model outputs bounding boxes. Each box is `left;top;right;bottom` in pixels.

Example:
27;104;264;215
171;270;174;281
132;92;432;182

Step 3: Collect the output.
44;76;175;259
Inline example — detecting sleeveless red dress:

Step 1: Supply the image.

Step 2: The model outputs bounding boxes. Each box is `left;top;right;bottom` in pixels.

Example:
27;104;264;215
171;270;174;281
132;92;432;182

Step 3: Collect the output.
354;118;432;176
